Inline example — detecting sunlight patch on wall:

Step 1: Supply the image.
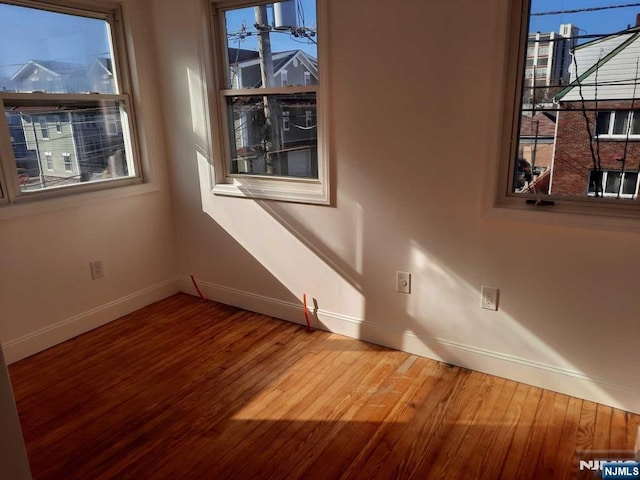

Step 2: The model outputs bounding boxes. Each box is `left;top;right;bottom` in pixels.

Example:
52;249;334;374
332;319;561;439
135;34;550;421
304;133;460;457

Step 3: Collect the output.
400;241;622;410
187;67;207;139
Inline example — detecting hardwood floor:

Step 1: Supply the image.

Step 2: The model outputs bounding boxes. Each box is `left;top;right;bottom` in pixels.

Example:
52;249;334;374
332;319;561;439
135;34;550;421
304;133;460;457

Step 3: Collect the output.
8;293;640;479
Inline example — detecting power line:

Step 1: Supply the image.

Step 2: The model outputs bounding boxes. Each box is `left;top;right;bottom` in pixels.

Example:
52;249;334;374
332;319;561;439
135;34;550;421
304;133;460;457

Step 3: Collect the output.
531;3;640;16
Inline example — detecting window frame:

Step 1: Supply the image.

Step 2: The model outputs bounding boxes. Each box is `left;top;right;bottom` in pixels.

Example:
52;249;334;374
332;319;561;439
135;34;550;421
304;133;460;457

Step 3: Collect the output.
44;151;53;170
206;0;331;205
496;0;640;220
39;117;49;139
62;152;72;172
0;0;143;205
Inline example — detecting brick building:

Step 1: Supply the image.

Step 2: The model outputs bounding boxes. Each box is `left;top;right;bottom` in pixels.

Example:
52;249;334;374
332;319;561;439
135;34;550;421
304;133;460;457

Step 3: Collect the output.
552;101;640;197
551;27;640;199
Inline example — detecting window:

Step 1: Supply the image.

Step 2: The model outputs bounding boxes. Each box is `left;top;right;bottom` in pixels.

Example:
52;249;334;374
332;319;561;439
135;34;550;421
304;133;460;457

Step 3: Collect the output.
39;116;49;139
44;152;53;170
208;0;329;204
0;0;140;203
596;111;640;137
62;153;72;172
499;0;640;217
105;114;120;136
588;170;639;198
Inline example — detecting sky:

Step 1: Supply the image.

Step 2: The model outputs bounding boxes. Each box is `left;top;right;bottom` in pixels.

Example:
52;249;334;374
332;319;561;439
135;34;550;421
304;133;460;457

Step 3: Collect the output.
1;0;634;79
224;0;317;57
0;0;317;80
0;3;110;78
529;0;640;39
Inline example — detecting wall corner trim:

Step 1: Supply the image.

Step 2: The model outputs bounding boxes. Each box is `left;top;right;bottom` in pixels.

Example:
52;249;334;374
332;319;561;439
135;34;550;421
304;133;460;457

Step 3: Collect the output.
2;278;180;364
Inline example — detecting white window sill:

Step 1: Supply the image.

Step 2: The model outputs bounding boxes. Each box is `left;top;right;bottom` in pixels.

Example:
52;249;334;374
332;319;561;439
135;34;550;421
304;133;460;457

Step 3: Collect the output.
595;135;640;140
212;177;330;205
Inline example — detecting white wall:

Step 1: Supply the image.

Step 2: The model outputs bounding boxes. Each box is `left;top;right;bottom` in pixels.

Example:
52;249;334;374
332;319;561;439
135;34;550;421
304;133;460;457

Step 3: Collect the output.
152;0;640;414
0;0;178;363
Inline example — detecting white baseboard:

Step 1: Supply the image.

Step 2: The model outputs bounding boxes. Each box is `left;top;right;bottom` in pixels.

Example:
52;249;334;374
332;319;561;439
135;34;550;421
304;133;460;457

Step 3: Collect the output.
181;276;640;415
2;278;179;364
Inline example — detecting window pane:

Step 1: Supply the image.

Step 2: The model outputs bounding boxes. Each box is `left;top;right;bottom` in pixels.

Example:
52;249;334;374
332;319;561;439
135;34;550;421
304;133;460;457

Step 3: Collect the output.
605;172;621;194
588;170;603;195
631;110;640;135
595;112;611;135
0;3;116;94
622;172;638;195
226;93;317;178
223;1;317;89
6;100;133;192
612;111;630;135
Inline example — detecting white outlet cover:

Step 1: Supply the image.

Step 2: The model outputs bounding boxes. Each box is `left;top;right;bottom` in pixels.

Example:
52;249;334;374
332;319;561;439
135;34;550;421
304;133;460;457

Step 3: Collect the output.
397;271;411;294
481;286;499;311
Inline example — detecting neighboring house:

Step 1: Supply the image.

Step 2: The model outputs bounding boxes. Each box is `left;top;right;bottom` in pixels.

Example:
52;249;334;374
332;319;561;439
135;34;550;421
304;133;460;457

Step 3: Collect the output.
10;60;86;93
228;48;318;89
228;48;319;177
7;58;126;188
9;58;116;94
551;27;640;198
524;24;578;104
8;108;127;188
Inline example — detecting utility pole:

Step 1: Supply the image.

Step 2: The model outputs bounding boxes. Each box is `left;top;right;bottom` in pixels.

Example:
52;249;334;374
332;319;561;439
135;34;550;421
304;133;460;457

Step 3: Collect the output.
254;5;281;175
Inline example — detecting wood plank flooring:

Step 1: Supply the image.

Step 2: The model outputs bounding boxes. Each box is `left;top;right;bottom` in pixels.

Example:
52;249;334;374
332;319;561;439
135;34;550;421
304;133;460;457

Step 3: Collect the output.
8;293;640;479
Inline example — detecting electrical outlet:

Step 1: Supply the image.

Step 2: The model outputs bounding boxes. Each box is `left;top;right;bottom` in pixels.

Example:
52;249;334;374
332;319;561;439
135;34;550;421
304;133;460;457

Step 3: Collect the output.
90;260;104;280
397;271;411;294
481;286;499;311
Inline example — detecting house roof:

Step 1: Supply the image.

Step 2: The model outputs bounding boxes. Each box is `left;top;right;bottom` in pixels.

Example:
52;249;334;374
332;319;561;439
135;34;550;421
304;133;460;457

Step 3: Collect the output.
520;112;556;137
228;48;261;64
10;60;85;80
556;27;640;102
229;48;318;88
